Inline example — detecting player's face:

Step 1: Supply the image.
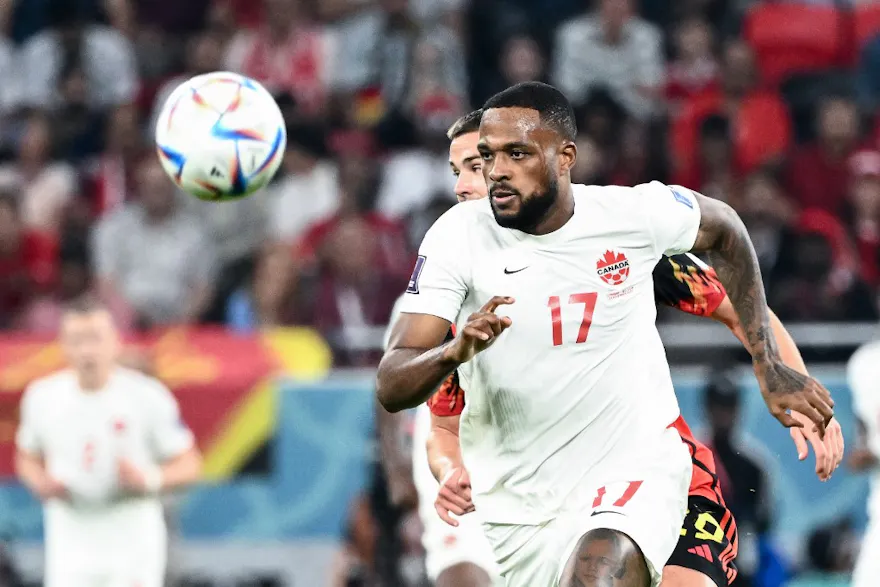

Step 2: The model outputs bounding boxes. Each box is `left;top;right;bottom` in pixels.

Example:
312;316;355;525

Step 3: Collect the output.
448;131;487;202
478;107;571;231
61;310;121;380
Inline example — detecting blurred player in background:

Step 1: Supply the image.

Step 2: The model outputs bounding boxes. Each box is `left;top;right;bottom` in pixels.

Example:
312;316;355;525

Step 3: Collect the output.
378;83;838;587
15;296;203;587
846;340;880;587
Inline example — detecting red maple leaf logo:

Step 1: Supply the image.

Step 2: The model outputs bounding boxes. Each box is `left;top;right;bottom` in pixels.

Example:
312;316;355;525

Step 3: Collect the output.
596;250;630;286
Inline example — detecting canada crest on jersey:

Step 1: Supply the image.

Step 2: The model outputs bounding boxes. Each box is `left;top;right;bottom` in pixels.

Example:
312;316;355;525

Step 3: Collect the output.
597;250;630;286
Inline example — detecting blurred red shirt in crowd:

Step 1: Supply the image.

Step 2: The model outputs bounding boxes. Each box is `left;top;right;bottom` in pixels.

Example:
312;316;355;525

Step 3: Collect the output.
0;197;58;326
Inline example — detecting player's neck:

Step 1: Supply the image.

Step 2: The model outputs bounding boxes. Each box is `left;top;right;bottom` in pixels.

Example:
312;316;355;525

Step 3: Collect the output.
528;189;575;236
76;368;113;392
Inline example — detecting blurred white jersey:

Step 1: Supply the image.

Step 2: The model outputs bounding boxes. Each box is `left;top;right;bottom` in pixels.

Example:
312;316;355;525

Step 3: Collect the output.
16;367;194;586
399;181;700;526
847;341;880;587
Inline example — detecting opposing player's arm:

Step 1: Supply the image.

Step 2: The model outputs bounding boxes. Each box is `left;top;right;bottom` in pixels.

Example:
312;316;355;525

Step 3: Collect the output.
685;190;834;432
427;414;462;483
425;373;467;482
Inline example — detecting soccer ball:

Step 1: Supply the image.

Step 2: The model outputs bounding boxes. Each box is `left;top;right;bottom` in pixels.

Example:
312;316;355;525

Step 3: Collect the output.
154;71;286;201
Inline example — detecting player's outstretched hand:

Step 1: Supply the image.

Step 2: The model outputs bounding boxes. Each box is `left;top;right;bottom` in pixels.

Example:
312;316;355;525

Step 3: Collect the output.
789;412;845;482
435;466;475;527
445;296;514;364
753;359;835;437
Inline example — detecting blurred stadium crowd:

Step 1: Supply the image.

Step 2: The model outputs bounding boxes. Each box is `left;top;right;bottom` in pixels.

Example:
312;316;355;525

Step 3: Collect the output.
1;0;880;356
0;0;879;585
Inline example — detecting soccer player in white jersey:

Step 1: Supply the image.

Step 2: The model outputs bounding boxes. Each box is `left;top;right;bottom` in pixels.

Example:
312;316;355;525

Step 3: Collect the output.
846;341;880;587
15;297;203;587
377;82;835;587
380;109;843;587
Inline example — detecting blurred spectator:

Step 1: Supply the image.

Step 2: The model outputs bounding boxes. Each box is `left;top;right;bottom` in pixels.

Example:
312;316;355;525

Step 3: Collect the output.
226;243;297;332
576;87;627;156
674;114;737;203
786;96;861;216
849;150;880;286
571;135;605;185
133;0;211;37
0;113;79;234
666;17;719;114
703;370;775;587
608;119;664;187
0;6;19;122
306;216;402;366
50;55;107;162
483;33;547;97
268;123;339;244
858;35;880;113
336;0;467;120
770;212;878;322
377;111;458;220
0;193;58;329
148;31;226;137
19;238;135;334
329;495;382;587
672;40;792;181
19;0;138;111
84;104;144;215
186;182;268;321
738;170;797;281
300;155;410;276
225;0;335;118
805;518;858;575
92;156;216;327
552;0;664;119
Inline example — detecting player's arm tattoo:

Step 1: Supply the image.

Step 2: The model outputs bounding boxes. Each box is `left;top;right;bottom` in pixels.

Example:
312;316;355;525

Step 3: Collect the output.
689;194;778;363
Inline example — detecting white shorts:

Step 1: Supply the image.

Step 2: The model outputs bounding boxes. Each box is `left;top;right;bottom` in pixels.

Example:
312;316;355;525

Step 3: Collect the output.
412;405;501;583
415;456;501;582
852;517;880;587
481;453;690;587
45;562;164;587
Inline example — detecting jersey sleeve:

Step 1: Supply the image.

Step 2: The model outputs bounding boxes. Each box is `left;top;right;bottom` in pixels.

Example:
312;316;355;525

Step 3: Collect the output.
653;253;726;316
15;384;42;455
637;182;702;257
397;207;470;324
848;345;880;458
146;380;195;461
427;371;466;417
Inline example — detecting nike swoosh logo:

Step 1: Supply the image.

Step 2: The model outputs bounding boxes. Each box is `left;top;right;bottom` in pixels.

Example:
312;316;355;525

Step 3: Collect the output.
590;510;625;517
504;267;529;274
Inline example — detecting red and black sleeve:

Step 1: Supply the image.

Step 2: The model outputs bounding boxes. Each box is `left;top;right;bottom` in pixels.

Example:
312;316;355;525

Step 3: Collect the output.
427;326;466;417
653;254;727;317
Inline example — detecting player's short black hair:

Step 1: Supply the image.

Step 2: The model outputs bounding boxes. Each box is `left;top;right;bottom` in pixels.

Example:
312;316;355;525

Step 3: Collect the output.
446;109;483;140
482;82;577;142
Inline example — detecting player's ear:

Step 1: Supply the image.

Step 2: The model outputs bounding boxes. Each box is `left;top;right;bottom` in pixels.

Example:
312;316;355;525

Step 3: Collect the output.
558;141;577;174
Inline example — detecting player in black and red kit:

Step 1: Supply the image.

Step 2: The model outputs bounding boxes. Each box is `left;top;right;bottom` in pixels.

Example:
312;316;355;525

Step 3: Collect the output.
380;111;844;587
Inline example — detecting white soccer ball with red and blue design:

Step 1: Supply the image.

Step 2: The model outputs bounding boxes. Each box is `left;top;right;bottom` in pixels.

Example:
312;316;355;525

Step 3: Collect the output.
154;71;286;201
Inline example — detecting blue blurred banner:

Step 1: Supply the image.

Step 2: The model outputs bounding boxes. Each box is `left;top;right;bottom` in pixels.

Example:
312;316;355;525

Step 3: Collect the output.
0;371;869;548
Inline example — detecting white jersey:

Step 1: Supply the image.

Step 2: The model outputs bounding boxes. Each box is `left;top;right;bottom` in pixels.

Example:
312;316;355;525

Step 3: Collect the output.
399;181;701;525
15;367;194;576
848;341;880;518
